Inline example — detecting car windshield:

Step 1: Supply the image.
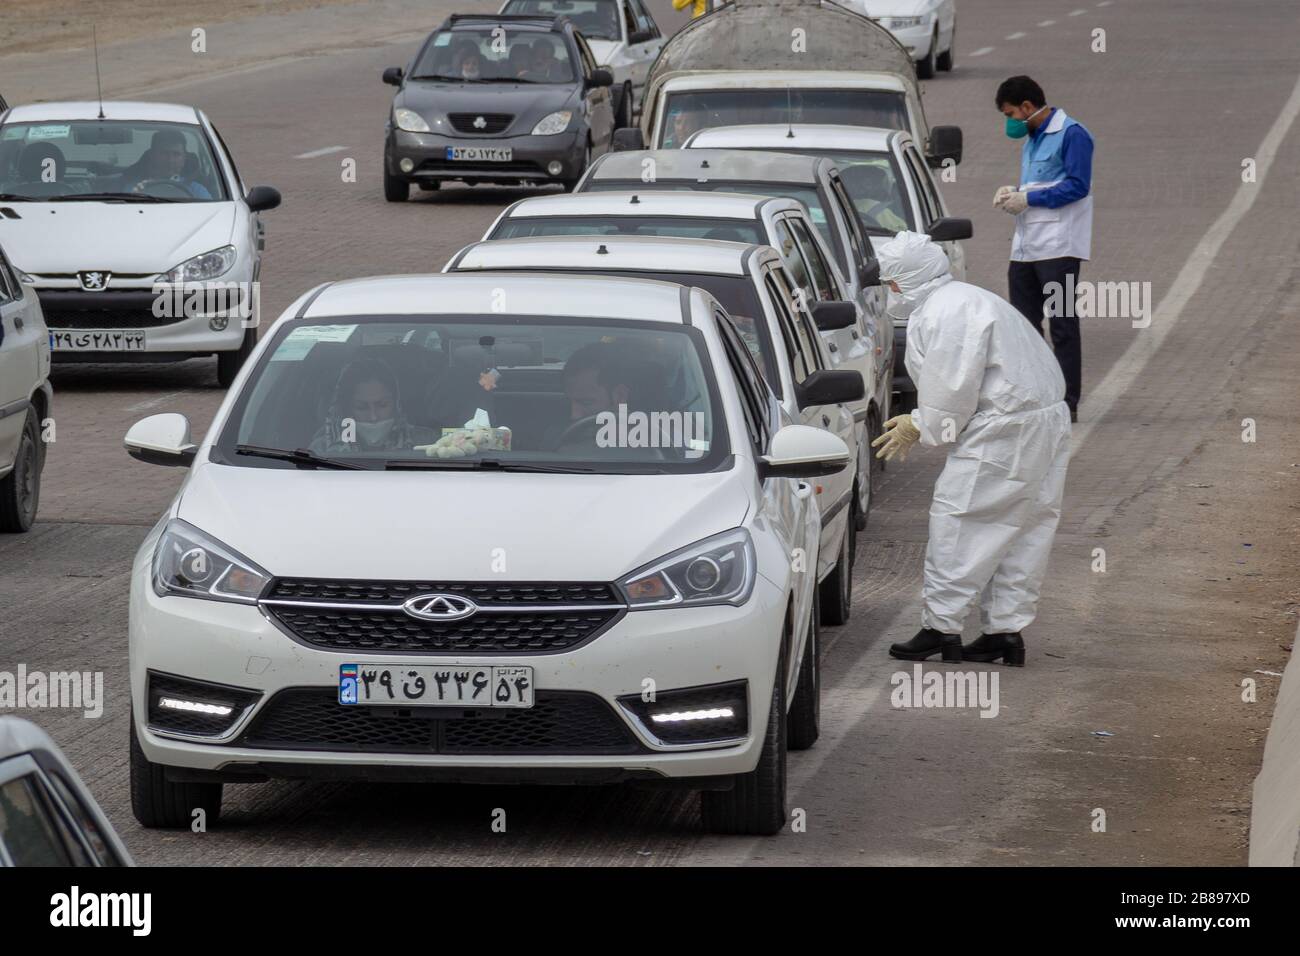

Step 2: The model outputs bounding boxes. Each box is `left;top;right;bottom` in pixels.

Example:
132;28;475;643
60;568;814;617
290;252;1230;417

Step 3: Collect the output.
760;148;912;234
659;89;909;148
0;120;227;201
585;178;833;251
215;315;728;473
491;215;766;244
411;27;576;83
500;0;621;40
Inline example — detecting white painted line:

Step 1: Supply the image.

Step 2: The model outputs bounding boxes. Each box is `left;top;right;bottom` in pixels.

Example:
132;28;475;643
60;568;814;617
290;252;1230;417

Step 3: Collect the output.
1039;19;1057;27
1098;1;1113;6
125;389;194;413
1006;31;1028;40
1069;8;1087;15
294;145;347;159
1074;69;1300;450
968;46;995;57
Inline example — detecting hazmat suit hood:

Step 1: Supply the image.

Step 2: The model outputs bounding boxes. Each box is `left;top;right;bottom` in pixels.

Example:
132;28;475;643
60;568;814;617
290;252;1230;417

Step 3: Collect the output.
877;230;953;314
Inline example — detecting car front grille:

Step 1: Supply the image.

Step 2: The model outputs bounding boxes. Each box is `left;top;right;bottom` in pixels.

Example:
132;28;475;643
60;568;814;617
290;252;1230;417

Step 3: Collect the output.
42;308;182;329
416;159;548;177
239;687;646;755
447;112;514;134
261;579;626;654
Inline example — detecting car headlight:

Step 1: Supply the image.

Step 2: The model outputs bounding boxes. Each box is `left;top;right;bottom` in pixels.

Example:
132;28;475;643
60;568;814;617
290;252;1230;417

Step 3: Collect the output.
890;16;924;28
162;245;237;283
15;269;35;284
394;107;431;133
153;519;271;604
618;528;755;609
531;110;573;136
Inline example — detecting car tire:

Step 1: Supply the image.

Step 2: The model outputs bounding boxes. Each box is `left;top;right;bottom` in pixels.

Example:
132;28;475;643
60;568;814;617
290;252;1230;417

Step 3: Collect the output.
383;157;410;202
700;639;787;835
788;591;821;751
216;328;256;389
0;408;41;533
561;139;592;192
818;513;853;626
937;24;955;71
615;83;634;129
917;27;938;79
130;720;222;829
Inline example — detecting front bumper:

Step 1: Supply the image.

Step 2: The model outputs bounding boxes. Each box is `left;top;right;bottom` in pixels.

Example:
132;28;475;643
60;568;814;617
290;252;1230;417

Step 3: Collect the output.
888;22;935;58
386;127;587;184
129;553;785;782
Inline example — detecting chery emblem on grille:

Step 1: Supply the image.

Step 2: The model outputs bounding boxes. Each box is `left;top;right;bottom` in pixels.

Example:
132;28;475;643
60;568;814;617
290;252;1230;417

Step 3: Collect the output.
402;593;479;621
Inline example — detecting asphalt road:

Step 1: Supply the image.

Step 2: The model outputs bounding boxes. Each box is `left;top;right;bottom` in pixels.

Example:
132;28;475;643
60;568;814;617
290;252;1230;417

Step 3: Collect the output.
2;0;1299;866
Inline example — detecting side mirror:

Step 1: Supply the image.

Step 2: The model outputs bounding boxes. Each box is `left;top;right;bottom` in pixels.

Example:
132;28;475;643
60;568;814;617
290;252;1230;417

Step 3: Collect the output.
926;125;963;167
759;423;851;480
125;413;197;468
589;68;614;88
611;127;645;151
382;66;404;87
811;301;857;331
927;216;973;242
795;369;865;409
859;259;882;287
245;185;281;212
628;30;653;44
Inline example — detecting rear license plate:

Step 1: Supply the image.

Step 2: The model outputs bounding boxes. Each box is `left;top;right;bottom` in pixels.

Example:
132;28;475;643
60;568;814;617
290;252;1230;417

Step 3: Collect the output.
446;146;513;162
339;663;533;708
49;329;147;351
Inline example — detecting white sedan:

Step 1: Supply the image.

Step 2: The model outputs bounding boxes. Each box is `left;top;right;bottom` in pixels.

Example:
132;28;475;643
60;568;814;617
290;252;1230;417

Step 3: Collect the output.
0;100;280;386
124;272;849;836
841;0;957;78
0;240;51;532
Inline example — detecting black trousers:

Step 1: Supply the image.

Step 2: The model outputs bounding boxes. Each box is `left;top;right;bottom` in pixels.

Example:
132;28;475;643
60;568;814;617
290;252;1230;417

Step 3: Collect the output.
1008;257;1082;411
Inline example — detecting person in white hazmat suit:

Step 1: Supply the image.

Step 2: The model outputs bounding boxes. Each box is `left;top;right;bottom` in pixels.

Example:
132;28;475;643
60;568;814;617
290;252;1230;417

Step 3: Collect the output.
871;232;1072;666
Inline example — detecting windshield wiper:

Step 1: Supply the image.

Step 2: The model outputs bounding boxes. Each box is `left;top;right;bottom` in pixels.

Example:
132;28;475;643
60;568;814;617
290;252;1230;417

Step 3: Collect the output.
49;192;179;203
235;444;372;470
0;193;34;202
386;457;596;473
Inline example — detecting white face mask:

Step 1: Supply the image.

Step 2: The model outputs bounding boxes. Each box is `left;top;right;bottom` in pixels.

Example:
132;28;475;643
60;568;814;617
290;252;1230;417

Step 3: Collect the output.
355;419;396;446
885;289;917;323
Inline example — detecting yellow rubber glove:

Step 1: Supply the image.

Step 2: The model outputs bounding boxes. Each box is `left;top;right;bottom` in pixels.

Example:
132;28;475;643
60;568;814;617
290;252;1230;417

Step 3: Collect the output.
673;0;708;17
872;414;921;462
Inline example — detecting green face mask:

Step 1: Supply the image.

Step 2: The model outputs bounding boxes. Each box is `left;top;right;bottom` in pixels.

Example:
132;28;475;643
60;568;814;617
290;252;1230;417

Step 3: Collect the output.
1004;115;1030;139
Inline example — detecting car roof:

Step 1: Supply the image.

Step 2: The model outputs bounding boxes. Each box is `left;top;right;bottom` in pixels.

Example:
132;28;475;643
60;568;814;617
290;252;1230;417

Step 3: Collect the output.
1;101;201;124
301;272;696;323
500;190;801;221
451;235;769;277
0;715;61;760
442;13;563;32
587;149;826;185
686;124;901;152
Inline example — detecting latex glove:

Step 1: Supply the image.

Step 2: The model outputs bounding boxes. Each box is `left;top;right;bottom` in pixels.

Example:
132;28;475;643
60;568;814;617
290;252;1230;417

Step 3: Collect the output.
993;185;1015;208
872;414;921;463
998;190;1030;215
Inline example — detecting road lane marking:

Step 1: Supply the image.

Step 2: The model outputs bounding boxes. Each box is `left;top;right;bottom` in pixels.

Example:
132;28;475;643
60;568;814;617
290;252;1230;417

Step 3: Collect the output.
1075;68;1300;451
1006;31;1028;40
1039;20;1057;27
1069;8;1087;15
1098;1;1113;6
125;389;194;412
968;46;995;57
294;145;347;159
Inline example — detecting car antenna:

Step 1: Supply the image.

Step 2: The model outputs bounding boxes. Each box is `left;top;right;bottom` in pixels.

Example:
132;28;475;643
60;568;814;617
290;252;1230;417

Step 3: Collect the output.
93;24;105;119
785;87;794;138
629;194;640;204
596;243;609;254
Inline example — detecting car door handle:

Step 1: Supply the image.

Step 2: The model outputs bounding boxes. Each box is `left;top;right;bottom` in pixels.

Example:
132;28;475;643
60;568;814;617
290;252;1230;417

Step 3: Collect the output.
827;343;838;353
13;316;22;330
821;414;831;427
849;329;859;339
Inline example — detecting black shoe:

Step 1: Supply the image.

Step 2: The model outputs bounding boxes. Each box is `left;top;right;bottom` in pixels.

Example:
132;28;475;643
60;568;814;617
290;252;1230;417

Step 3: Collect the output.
962;632;1026;666
1069;407;1078;423
889;628;962;662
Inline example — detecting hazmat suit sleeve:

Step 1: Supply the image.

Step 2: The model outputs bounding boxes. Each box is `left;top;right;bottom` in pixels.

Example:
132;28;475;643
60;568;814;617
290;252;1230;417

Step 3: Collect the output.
907;299;994;448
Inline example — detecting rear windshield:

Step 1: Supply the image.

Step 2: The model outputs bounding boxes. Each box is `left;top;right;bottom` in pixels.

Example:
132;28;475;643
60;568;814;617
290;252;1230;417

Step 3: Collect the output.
659;89;909;148
500;0;621;40
491;215;765;244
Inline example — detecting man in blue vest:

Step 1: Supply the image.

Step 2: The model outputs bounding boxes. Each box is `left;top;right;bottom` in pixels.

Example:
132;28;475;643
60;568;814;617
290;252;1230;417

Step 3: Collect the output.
993;76;1094;423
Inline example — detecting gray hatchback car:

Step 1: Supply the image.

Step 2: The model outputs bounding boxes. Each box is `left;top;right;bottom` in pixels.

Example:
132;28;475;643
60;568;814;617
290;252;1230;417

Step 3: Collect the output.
382;14;615;198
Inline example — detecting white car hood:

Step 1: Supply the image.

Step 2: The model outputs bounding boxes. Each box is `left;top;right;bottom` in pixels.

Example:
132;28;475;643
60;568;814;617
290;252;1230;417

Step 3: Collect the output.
857;0;933;17
0;201;237;275
584;39;623;66
176;462;751;582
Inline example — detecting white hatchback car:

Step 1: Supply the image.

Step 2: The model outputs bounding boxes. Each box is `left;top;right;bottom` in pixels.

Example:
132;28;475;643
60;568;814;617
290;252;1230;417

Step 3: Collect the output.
0;241;51;532
0;101;281;387
124;273;850;836
445;234;867;623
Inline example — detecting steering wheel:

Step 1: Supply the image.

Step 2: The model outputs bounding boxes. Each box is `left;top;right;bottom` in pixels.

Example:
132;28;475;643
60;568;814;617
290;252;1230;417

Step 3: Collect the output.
131;179;194;199
552;414;603;450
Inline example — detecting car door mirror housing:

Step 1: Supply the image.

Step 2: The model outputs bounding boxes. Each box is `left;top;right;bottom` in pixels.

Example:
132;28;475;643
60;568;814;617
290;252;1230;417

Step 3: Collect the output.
859;259;882;286
589;68;614;88
245;185;281;212
382;66;404;86
811;300;857;331
927;125;963;167
611;127;645;151
927;216;973;242
794;369;864;409
125;413;198;467
760;423;852;479
629;30;653;44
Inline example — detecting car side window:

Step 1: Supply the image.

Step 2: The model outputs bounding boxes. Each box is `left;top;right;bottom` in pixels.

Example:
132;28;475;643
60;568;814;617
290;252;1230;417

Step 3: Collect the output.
902;148;939;225
0;773;86;866
46;771;121;867
631;0;659;37
787;219;836;303
0;247;15;304
208;124;244;195
772;219;815;306
621;0;638;39
574;33;597;78
828;175;871;275
763;272;813;385
716;312;772;451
